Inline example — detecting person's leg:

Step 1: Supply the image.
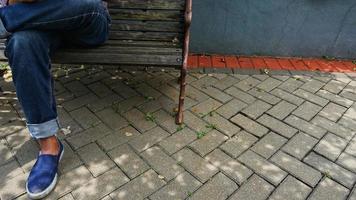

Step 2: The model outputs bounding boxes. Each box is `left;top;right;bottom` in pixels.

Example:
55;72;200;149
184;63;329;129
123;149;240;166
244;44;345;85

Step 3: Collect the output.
0;0;110;46
5;30;65;199
3;1;111;198
5;30;62;140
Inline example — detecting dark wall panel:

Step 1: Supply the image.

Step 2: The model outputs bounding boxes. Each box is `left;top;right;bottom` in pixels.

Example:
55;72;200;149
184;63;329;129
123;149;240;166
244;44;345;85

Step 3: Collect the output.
190;0;356;59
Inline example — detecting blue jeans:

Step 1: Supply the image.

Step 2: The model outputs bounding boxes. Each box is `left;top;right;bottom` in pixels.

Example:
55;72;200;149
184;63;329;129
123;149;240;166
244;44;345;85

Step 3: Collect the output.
1;0;110;139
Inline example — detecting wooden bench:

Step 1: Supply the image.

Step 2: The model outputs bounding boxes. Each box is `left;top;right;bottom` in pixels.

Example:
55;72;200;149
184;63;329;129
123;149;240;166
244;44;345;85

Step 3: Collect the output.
1;0;193;124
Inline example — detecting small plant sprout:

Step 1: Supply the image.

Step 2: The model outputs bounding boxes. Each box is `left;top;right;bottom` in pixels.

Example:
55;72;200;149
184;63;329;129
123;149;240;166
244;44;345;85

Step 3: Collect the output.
293;76;301;81
176;125;185;132
0;63;9;70
187;191;193;197
206;124;217;130
324;171;332;178
145;112;156;122
196;130;207;139
144;96;155;101
208;111;214;117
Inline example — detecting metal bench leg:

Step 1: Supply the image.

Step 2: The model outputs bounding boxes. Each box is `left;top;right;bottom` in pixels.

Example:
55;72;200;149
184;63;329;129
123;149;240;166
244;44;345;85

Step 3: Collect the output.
175;67;187;125
176;0;192;125
177;76;181;84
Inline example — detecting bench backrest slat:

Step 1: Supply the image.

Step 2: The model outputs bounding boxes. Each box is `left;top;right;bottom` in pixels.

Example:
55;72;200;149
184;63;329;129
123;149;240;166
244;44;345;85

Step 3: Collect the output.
110;20;183;33
107;0;185;43
109;31;183;42
109;9;184;21
108;0;185;10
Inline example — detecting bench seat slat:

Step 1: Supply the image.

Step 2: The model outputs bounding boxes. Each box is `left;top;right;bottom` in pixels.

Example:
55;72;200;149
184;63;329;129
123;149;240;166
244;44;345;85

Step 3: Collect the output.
61;46;182;55
105;40;182;48
52;52;182;66
0;40;181;48
0;40;182;51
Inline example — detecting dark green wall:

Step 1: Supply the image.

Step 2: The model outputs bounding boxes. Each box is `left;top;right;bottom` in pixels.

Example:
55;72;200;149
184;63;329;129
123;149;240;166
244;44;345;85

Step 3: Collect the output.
190;0;356;59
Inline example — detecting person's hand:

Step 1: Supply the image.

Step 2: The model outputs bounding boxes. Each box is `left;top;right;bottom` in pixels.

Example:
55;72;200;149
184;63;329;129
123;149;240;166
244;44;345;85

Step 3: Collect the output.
8;0;38;5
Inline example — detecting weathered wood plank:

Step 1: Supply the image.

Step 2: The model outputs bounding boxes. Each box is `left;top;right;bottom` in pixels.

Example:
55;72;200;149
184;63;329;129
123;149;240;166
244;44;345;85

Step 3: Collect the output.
61;46;182;55
109;9;183;21
108;0;185;10
105;40;182;48
109;31;183;42
0;40;182;49
110;20;183;32
52;52;182;66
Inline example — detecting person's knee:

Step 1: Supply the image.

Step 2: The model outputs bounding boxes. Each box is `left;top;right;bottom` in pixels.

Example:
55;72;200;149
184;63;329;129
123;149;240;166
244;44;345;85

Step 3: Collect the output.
5;31;43;58
76;0;102;13
5;31;49;80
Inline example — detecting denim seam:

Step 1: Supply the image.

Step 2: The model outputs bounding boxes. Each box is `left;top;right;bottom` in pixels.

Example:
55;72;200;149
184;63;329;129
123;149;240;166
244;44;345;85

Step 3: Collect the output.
26;117;60;126
29;11;107;26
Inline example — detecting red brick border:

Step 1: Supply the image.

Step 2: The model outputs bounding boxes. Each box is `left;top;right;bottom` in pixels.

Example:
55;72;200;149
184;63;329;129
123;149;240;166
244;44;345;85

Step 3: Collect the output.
188;54;356;73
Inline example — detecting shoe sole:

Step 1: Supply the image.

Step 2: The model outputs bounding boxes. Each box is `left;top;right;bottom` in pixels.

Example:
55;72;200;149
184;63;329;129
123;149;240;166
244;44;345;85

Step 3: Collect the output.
26;148;64;199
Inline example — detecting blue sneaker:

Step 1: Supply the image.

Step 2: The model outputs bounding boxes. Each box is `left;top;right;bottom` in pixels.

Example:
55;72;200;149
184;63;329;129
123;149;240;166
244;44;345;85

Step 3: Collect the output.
26;139;64;199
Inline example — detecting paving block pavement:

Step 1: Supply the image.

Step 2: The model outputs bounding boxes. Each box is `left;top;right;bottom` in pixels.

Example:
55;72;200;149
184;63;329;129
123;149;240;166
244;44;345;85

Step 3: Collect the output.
228;174;274;200
205;149;253;185
220;130;258;158
308;178;349;200
108;144;149;179
2;67;356;199
149;171;202;200
109;169;166;200
188;173;238;200
238;150;287;186
140;146;184;181
271;151;322;187
269;176;312;200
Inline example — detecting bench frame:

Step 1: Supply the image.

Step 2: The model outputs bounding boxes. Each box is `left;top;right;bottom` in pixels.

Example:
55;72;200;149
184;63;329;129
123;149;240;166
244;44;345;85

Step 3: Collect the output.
176;0;192;124
0;0;193;125
51;0;193;124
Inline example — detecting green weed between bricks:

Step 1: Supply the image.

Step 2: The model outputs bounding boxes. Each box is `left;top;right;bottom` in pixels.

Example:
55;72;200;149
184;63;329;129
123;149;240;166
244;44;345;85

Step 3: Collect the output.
196;131;207;139
145;112;156;122
0;63;8;70
176;125;185;132
205;124;217;130
195;124;217;139
144;96;155;101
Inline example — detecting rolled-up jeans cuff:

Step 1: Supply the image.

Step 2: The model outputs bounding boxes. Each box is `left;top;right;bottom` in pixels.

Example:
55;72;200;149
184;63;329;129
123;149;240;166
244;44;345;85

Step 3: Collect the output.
27;118;60;139
0;17;11;38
